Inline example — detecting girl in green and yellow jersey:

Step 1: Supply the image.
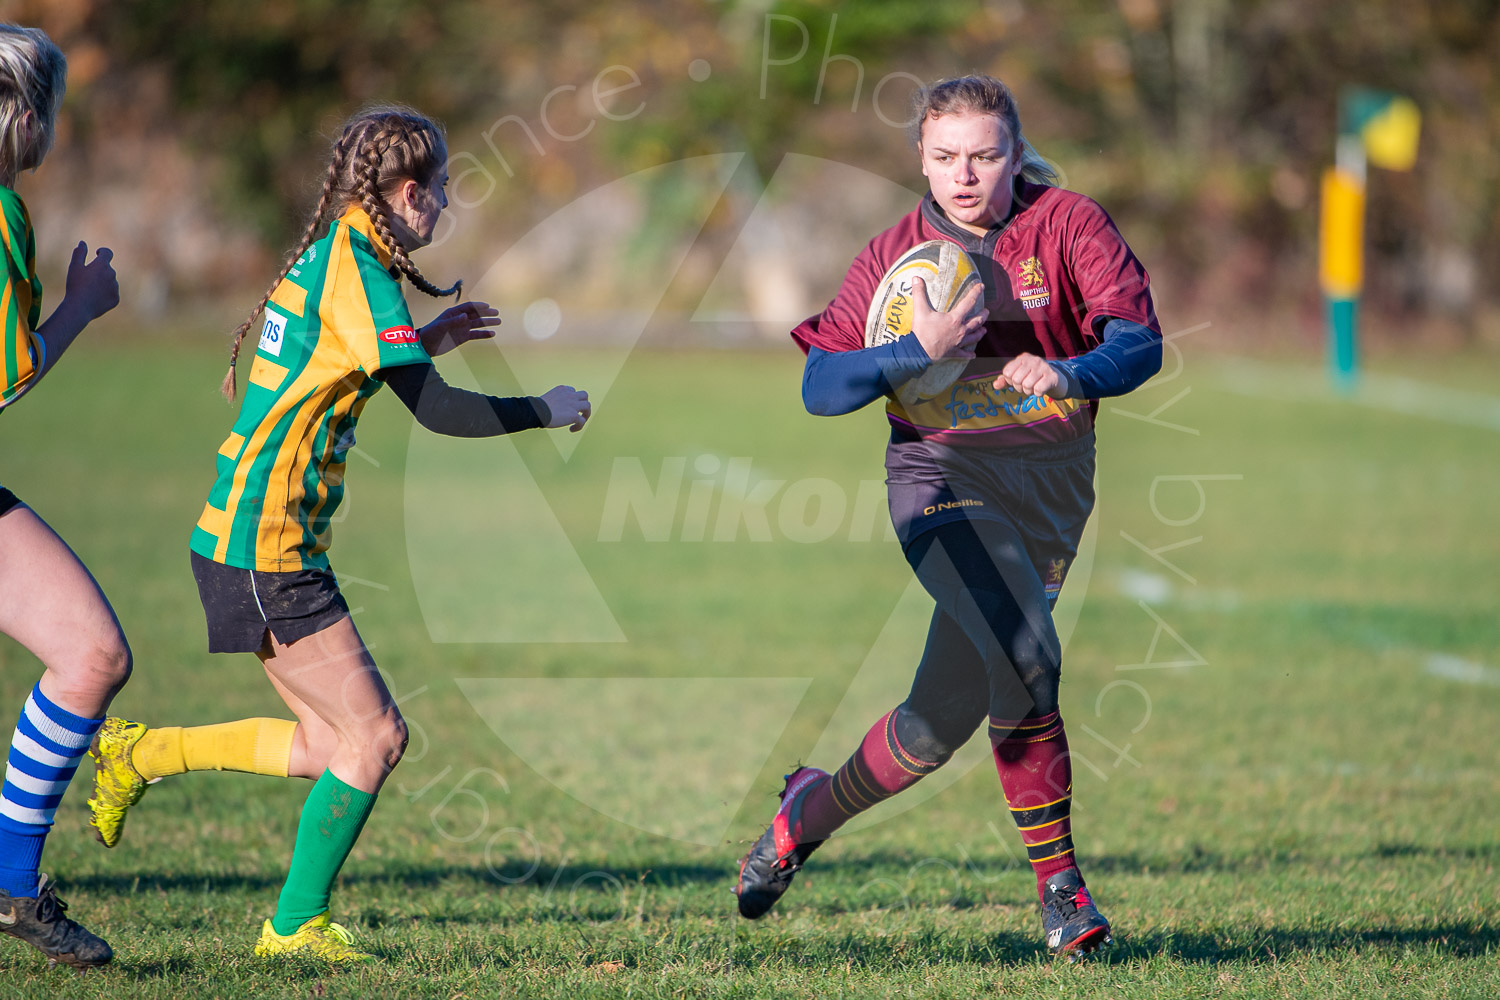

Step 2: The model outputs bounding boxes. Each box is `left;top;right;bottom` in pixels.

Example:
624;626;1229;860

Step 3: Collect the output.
0;23;123;970
87;106;591;961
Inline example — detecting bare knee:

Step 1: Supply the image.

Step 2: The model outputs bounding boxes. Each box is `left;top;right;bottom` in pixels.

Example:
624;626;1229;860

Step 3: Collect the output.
383;714;409;771
351;708;407;774
98;636;133;691
47;632;132;709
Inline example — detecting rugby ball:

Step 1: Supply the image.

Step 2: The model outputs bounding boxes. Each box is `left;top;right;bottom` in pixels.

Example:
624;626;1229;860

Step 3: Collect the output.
863;240;984;404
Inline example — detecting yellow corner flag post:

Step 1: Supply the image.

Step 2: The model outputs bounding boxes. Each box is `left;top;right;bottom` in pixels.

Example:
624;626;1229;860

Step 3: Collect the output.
1319;167;1364;391
1321;88;1421;392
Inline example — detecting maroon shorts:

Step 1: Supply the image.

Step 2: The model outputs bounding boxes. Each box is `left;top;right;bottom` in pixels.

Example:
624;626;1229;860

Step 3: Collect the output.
884;431;1096;592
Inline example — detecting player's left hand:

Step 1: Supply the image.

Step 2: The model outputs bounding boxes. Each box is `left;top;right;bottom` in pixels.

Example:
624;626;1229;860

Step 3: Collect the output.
993;352;1062;398
539;384;591;432
419;301;500;357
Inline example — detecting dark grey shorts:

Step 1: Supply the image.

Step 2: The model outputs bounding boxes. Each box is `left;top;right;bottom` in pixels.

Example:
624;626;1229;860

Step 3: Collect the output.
0;486;21;517
190;550;350;654
885;431;1096;601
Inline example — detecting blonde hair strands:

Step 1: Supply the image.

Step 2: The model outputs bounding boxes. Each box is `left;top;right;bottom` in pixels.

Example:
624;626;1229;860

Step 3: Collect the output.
222;106;459;401
0;23;66;185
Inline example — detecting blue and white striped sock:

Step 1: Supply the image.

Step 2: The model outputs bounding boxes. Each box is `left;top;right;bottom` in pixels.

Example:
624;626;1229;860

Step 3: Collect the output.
0;684;103;898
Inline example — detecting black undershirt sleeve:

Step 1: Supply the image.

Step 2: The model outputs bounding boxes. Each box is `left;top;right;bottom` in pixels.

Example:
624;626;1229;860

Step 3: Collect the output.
379;362;551;437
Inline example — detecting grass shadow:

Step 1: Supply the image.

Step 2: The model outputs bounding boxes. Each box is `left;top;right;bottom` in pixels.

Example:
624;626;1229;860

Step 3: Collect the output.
1098;923;1500;965
113;956;201;978
66;860;733;897
67;838;1499;898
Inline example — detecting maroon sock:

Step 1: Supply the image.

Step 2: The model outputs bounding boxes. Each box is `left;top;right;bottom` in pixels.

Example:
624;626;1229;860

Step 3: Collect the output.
796;709;942;841
990;711;1079;900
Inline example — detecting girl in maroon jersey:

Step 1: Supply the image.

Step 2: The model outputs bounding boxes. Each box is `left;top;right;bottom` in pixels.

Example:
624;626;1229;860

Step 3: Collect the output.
735;74;1164;958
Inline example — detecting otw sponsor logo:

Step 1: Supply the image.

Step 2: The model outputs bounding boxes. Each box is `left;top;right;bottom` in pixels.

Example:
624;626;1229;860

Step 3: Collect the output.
922;498;984;517
379;325;420;345
1016;256;1051;310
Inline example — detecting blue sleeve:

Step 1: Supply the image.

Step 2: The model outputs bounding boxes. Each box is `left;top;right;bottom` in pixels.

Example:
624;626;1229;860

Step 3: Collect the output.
802;335;931;416
1045;318;1161;399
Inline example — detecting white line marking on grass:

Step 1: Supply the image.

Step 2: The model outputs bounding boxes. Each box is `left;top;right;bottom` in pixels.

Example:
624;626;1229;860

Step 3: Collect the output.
1116;569;1175;604
1214;359;1500;432
1110;569;1240;611
1424;653;1500;687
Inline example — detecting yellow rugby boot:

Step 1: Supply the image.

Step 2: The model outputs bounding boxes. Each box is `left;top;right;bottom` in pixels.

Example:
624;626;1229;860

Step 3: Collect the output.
86;718;150;848
254;912;374;962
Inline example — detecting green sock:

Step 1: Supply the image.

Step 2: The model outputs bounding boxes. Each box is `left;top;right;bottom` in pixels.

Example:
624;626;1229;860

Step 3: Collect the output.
270;769;377;936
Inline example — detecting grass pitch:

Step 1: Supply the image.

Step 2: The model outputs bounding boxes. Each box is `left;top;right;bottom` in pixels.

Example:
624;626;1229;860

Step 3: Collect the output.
1;338;1496;998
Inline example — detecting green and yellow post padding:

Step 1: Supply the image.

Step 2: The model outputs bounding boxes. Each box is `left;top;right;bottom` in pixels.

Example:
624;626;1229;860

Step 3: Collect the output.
1319;88;1420;391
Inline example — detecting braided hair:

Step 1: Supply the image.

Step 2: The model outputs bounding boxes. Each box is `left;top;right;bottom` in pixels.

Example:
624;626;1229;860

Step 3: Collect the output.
221;106;459;401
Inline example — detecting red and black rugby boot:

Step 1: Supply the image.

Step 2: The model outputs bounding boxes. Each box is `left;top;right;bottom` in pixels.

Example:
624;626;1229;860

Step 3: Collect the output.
734;767;828;919
1041;867;1111;959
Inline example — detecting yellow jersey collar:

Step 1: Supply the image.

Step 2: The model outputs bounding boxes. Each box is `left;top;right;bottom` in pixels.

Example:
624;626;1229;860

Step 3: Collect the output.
335;205;395;270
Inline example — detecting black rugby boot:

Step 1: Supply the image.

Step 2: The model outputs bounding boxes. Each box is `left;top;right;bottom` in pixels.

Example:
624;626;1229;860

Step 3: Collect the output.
0;875;113;969
1040;867;1111;959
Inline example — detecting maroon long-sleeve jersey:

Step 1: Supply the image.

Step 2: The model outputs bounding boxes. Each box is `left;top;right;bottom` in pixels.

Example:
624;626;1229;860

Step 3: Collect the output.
791;184;1160;447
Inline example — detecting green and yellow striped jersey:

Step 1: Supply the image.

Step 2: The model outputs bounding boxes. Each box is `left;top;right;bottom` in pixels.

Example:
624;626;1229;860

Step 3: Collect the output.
0;185;44;410
191;205;432;572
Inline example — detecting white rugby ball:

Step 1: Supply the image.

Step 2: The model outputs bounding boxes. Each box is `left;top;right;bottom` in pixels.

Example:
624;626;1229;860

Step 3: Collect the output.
864;240;985;404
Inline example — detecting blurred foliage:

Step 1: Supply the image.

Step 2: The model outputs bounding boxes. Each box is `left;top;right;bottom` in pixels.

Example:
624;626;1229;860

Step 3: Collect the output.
2;0;1498;334
92;0;522;239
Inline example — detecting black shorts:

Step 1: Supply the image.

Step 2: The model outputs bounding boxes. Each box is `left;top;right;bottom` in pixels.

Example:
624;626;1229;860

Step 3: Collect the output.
190;550;350;654
0;486;21;517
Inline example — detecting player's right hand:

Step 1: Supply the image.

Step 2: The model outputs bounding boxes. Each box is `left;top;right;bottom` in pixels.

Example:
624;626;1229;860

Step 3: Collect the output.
64;242;119;321
539;384;591;432
909;278;987;361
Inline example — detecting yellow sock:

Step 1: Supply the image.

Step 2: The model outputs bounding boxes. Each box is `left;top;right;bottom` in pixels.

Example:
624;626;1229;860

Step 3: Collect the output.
131;718;297;781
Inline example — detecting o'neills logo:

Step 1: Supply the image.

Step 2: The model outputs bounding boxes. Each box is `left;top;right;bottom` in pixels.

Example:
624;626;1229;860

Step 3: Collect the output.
379;325;419;345
922;498;984;516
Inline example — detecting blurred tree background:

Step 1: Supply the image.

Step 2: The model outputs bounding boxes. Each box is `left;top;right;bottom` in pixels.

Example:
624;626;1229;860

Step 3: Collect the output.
3;0;1497;348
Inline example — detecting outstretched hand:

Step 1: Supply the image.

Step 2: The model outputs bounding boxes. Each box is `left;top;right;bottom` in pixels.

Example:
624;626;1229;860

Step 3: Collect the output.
539;384;591;432
909;277;987;361
420;300;500;357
